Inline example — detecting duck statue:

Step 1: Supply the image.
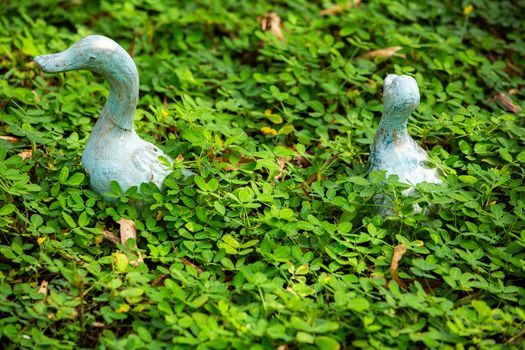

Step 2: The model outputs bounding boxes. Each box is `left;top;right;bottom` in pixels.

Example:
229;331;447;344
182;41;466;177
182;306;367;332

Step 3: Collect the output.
35;35;174;201
368;74;441;213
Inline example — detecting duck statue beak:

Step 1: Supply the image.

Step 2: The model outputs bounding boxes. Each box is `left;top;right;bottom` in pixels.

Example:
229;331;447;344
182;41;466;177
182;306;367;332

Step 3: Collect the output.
34;50;76;73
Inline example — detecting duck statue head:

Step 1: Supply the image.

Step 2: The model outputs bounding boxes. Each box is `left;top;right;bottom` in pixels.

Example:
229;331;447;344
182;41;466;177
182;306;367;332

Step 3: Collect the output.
369;74;441;214
382;74;420;123
35;35;173;201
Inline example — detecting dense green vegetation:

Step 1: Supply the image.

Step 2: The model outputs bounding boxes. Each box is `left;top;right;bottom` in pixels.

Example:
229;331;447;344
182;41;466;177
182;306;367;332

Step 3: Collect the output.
1;0;525;348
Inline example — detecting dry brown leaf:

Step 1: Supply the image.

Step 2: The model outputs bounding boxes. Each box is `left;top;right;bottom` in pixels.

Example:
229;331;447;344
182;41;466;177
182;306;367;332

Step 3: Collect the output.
36;280;49;305
118;219;143;266
118;219;136;246
223;165;240;171
0;135;18;142
101;230;120;245
493;92;522;114
101;220;143;266
259;12;285;42
277;345;289;350
361;46;405;59
320;0;362;16
37;280;48;298
389;244;407;288
18;149;33;160
92;321;105;328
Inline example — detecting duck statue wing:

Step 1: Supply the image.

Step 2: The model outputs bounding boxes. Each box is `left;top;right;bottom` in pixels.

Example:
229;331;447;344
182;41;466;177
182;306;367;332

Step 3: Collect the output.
131;142;173;189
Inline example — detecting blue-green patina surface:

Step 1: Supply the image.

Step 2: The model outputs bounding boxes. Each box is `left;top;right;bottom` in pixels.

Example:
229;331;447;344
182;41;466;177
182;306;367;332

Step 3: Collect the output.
34;35;173;200
369;74;441;213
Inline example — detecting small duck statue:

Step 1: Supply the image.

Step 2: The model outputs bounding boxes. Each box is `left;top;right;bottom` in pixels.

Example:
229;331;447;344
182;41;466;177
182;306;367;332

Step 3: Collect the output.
369;74;441;213
35;35;173;200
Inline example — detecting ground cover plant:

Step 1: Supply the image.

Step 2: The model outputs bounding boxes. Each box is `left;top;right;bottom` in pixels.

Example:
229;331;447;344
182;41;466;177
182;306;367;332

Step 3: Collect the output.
1;0;525;349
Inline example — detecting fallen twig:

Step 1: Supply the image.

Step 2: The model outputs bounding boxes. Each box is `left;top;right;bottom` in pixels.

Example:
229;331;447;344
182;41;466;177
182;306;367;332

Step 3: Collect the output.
0;135;19;142
361;46;405;59
181;257;203;274
492;92;522;114
506;328;525;345
390;244;407;288
101;230;119;245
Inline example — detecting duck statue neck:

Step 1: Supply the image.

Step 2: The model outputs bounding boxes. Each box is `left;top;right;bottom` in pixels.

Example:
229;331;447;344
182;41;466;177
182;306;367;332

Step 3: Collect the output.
35;35;173;201
369;74;441;214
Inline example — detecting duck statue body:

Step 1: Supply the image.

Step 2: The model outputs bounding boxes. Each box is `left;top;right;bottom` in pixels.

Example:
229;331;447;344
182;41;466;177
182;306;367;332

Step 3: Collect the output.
369;74;440;213
35;35;173;200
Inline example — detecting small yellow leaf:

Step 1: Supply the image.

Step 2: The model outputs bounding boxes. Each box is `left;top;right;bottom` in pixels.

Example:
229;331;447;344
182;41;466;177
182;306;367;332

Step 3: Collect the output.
134;304;147;312
264;109;273;116
115;303;130;313
37;237;47;245
459;175;477;184
296;263;309;275
278;124;295;135
268;113;283;124
463;4;474;15
114;252;128;273
162;110;168;118
261;126;278;136
95;234;104;245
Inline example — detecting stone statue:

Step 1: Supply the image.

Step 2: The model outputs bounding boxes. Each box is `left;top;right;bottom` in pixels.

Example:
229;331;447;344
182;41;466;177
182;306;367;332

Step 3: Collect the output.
35;35;174;201
369;74;441;214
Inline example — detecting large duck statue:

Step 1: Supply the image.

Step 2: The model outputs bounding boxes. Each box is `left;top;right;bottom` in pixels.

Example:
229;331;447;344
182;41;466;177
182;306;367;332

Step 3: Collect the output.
35;35;173;201
369;74;441;213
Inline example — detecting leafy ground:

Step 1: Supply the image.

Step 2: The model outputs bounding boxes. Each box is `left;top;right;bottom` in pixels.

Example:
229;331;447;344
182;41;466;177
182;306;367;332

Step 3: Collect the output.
1;0;525;349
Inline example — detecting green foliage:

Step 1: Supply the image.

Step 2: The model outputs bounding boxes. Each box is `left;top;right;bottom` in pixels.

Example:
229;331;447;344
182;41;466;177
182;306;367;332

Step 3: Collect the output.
1;0;525;349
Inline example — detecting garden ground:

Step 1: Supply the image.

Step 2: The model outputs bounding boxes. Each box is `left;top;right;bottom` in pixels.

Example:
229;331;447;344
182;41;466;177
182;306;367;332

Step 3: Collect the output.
0;1;524;349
